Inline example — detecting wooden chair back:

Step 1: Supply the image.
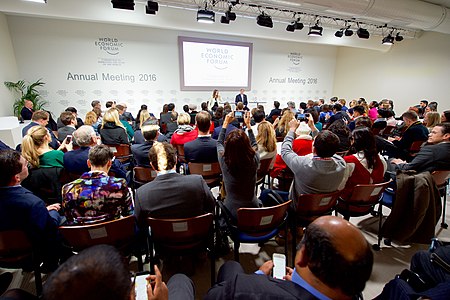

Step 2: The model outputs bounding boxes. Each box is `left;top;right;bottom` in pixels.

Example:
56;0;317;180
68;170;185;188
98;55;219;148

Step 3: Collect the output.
59;215;136;251
176;144;186;163
106;144;133;163
294;190;341;223
188;162;221;187
381;125;396;138
409;140;424;154
236;200;292;236
257;158;273;182
133;166;157;185
147;213;214;251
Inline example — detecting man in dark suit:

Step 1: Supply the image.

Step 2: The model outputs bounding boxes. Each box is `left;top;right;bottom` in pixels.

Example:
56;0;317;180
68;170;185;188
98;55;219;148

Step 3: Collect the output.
266;100;282;122
390;123;450;173
56;107;84;129
131;120;160;167
205;216;373;300
235;88;248;107
22;110;60;150
0;150;63;269
134;142;215;227
383;110;429;160
328;103;350;126
184;111;218;163
63;125;127;179
20;99;34;120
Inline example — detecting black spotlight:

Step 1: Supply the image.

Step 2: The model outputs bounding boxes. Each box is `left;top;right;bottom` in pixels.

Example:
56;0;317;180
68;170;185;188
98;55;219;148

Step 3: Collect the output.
382;34;394;45
344;28;353;36
357;28;370;39
395;32;404;41
308;24;323;36
335;30;343;38
145;1;158;14
226;10;236;21
230;0;239;5
197;9;215;23
286;24;295;32
220;16;230;24
295;21;304;30
111;0;135;10
257;13;273;28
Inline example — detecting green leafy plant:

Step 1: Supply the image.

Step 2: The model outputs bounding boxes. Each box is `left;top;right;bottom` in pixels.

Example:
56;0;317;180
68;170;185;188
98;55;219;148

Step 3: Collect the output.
4;79;47;118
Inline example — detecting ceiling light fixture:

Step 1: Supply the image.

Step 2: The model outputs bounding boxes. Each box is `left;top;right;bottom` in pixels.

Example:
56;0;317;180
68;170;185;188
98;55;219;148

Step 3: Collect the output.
197;2;215;24
145;1;159;15
286;16;303;32
24;0;47;3
344;27;353;36
356;27;370;39
221;6;236;24
334;29;344;37
382;33;394;45
395;32;404;41
257;12;273;28
111;0;135;10
308;20;323;36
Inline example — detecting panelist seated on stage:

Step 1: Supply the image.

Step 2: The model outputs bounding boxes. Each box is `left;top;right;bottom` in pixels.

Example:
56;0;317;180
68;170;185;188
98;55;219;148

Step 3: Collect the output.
184;111;218;163
20;99;34;121
63;125;127;179
205;216;373;300
62;144;133;225
131;120;161;167
22;110;60;150
134;142;215;226
389;122;450;173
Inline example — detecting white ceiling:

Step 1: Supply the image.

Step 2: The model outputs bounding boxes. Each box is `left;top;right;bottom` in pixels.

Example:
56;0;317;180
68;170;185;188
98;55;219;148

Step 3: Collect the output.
1;0;449;51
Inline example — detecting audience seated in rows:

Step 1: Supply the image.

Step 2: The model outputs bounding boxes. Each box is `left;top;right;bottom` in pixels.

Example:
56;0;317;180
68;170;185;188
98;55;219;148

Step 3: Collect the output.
217;112;259;219
389;122;450;173
270;122;313;178
62;144;133;225
0;150;63;269
131;120;160;167
339;127;387;200
57;111;76;143
205;216;373;300
98;108;129;145
134;142;215;226
42;245;194;300
281;117;346;200
184;111;218;163
22;110;59;150
170;112;198;147
63;125;127;179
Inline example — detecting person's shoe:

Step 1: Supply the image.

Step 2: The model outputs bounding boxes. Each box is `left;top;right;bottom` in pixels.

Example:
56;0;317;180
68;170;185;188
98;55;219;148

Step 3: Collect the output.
0;272;13;295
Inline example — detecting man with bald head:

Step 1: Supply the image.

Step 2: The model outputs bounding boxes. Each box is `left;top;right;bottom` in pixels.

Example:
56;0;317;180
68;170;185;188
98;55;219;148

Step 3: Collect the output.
205;216;374;300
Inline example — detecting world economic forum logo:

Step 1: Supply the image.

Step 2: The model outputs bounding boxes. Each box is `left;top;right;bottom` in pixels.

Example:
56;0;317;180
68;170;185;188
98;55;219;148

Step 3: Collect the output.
288;52;303;65
95;38;124;55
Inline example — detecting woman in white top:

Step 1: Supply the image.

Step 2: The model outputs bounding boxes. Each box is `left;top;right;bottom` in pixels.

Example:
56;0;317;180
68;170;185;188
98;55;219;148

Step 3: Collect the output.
208;89;222;111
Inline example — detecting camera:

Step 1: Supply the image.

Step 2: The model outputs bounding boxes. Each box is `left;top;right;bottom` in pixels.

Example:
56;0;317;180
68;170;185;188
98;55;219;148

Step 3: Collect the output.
234;111;244;121
296;113;306;121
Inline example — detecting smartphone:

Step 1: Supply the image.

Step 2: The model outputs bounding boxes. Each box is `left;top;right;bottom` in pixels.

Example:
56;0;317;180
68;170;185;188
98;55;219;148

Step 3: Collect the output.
66;135;72;144
304;113;310;119
296;113;306;121
133;271;150;300
272;253;286;280
234;111;244;118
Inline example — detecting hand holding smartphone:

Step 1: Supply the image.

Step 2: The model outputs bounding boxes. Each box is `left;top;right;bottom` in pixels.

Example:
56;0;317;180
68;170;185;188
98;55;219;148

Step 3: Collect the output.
272;253;286;280
66;135;72;144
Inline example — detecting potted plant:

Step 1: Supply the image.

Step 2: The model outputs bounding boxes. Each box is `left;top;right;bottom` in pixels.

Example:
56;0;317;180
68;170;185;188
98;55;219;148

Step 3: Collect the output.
4;79;47;118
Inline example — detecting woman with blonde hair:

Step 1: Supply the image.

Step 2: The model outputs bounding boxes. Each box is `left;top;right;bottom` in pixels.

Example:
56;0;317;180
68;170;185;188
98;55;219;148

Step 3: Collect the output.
138;110;151;130
256;121;277;162
98;108;129;144
170;112;198;146
22;125;69;168
275;110;295;138
424;111;441;132
84;111;100;134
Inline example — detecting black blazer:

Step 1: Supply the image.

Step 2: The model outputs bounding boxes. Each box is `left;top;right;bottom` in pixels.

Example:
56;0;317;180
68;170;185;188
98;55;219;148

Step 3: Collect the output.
131;141;154;167
396;142;450;173
98;123;129;145
20;107;33;120
184;137;218;163
393;122;429;151
235;94;248;106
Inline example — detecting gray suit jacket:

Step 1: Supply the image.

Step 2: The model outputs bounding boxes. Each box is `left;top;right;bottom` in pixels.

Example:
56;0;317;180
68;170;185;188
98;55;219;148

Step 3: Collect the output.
134;173;215;227
281;131;346;200
396;142;450;173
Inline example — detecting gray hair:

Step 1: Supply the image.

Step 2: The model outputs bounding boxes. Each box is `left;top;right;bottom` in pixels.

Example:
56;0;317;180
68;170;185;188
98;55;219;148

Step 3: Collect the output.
73;125;96;146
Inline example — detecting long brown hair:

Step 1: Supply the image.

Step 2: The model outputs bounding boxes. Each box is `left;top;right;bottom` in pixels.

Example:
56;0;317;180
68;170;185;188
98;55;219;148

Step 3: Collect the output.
224;130;256;176
256;122;276;152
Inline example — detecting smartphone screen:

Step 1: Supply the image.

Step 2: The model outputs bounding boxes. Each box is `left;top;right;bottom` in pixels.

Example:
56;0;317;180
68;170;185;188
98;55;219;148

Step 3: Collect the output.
272;253;286;280
133;271;150;300
234;111;243;118
296;113;305;120
66;135;72;144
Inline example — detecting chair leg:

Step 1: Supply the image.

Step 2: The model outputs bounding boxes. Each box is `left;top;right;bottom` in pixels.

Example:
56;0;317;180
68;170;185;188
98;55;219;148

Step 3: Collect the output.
291;218;297;267
234;241;240;262
32;254;42;296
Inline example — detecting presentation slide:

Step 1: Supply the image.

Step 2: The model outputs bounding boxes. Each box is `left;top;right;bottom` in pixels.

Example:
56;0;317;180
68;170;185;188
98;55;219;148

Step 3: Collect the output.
178;36;253;91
